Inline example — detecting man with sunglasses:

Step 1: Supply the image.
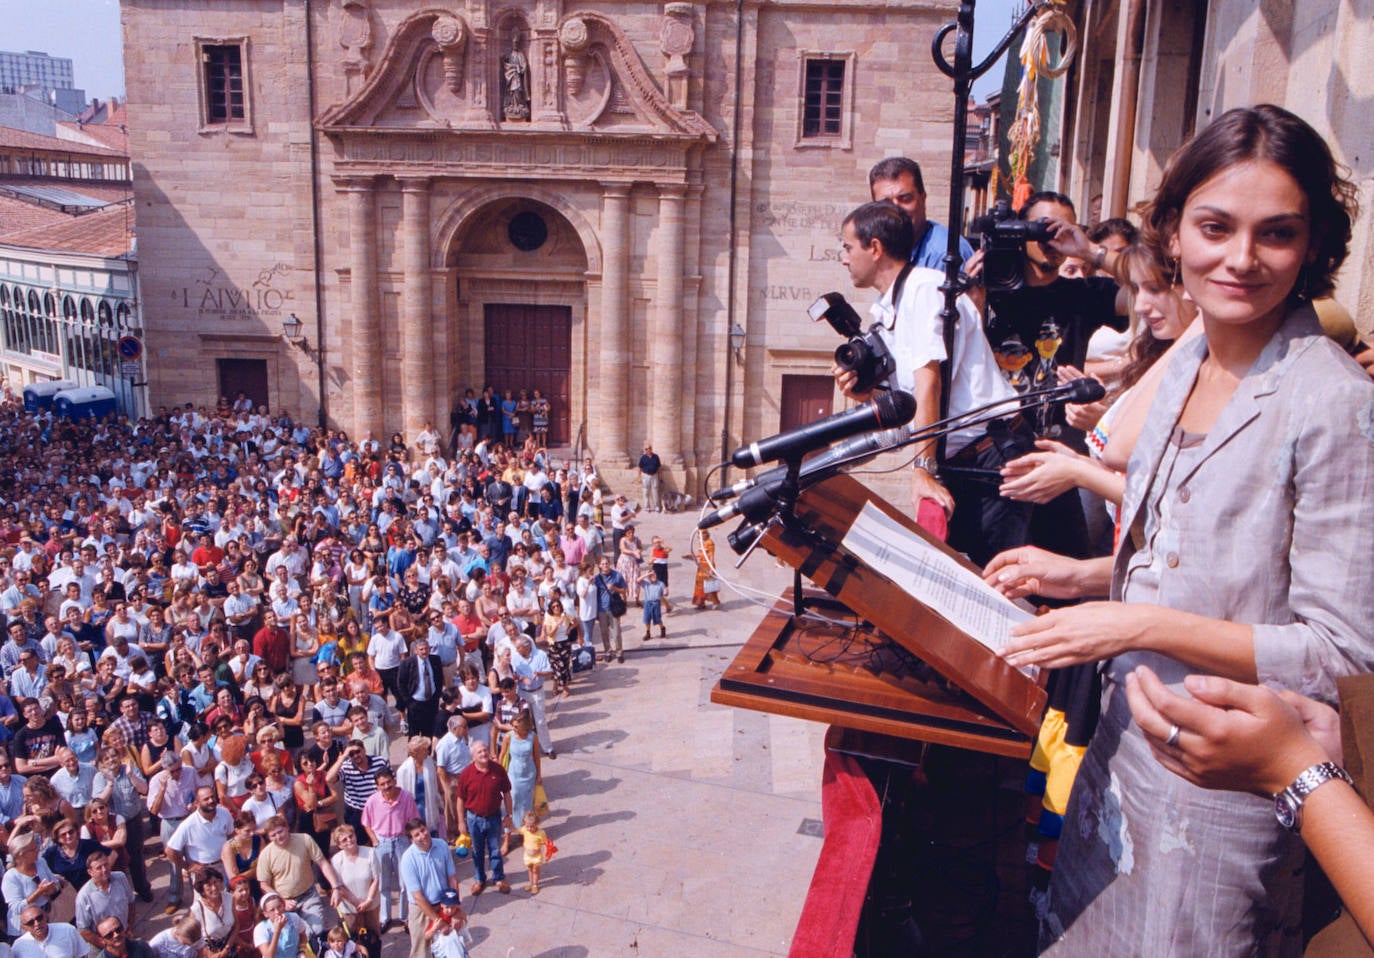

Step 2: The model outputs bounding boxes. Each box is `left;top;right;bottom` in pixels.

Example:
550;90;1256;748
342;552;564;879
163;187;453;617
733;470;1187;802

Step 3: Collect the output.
94;918;153;958
13;905;83;958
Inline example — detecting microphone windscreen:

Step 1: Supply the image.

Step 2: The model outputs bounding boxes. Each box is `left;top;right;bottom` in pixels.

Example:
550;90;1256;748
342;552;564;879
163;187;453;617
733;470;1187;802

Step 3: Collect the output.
1066;378;1106;404
874;390;917;427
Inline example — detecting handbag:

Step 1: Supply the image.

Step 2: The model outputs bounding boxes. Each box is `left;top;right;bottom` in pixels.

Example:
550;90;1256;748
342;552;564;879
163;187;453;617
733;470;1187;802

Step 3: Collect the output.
572;646;595;673
702;577;721;595
533;783;549;819
608;592;627;617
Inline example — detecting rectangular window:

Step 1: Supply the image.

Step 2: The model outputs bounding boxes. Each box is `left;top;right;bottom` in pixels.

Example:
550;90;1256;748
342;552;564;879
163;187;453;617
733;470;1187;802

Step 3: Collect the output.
196;37;252;134
796;52;854;150
203;44;244;123
802;59;845;138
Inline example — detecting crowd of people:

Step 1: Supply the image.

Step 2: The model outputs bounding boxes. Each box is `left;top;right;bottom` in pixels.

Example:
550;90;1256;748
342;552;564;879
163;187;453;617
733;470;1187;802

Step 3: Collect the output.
0;391;701;958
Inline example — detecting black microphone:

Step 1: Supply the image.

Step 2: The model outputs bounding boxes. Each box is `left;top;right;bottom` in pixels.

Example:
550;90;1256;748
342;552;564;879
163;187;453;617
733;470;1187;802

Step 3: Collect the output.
709;426;908;503
1059;377;1106;404
697;480;787;530
729;391;916;469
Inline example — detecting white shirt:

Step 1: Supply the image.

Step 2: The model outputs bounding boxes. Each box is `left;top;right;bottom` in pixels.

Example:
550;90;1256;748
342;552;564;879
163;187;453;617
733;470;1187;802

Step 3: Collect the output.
167;806;235;865
870;266;1016;455
13;922;84;958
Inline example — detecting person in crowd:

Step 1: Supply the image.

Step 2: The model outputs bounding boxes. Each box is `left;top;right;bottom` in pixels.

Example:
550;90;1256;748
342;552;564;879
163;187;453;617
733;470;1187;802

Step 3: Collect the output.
4;830;65;938
360;768;417;931
13;905;84;958
329;824;380;941
254;816;339;939
453;742;513;896
74;852;134;953
398;818;461;958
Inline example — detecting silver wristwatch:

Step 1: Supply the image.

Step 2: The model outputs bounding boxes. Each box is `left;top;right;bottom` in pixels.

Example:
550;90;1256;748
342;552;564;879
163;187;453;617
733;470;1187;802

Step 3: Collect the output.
1273;761;1353;832
913;455;940;477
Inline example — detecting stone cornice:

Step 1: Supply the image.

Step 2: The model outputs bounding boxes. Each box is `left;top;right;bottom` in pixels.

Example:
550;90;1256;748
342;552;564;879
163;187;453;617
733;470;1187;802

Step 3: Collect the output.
327;129;701;181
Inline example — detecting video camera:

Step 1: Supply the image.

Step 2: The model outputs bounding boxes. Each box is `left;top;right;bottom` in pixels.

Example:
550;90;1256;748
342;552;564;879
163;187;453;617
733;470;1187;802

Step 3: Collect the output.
970;199;1054;294
809;292;895;395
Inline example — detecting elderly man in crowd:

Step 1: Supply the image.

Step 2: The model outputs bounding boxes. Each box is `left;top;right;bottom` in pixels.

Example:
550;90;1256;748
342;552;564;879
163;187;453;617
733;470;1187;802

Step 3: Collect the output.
13;905;84;958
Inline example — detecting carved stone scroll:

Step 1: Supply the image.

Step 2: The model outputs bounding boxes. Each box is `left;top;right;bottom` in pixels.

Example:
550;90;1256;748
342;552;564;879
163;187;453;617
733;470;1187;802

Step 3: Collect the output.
430;16;467;94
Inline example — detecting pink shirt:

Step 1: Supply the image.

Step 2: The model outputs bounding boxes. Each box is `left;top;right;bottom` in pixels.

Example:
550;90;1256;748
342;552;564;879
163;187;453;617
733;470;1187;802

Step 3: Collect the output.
360;788;420;838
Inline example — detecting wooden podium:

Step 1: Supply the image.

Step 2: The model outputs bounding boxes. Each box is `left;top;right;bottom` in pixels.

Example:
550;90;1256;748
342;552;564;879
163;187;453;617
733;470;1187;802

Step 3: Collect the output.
710;473;1046;758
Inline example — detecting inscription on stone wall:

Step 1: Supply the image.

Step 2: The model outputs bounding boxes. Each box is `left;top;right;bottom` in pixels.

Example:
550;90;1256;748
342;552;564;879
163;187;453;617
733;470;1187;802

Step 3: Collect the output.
755;200;849;232
170;263;294;319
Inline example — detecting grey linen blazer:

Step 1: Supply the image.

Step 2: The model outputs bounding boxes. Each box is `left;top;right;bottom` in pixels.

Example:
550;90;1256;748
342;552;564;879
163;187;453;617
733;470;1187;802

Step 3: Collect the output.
1110;303;1374;702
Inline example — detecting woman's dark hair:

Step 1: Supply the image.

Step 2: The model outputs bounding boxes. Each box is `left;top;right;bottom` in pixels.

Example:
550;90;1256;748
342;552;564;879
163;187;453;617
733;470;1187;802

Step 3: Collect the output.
1140;104;1357;301
192;867;225;895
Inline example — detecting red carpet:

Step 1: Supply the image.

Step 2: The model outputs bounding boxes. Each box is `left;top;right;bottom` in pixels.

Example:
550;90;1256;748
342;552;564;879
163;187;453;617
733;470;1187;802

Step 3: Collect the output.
788;742;882;958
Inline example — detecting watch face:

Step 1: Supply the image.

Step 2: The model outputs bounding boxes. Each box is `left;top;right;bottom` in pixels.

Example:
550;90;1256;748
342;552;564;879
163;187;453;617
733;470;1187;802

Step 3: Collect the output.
1275;792;1297;830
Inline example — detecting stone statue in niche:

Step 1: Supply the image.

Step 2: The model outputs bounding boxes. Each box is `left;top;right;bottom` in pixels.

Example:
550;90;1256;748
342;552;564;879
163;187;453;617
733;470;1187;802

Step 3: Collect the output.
502;32;531;121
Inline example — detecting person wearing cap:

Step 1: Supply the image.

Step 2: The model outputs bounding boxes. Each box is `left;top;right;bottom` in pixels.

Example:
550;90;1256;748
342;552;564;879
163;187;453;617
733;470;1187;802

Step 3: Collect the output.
399;818;461;958
423;889;469;958
252;893;309;958
13;904;84;958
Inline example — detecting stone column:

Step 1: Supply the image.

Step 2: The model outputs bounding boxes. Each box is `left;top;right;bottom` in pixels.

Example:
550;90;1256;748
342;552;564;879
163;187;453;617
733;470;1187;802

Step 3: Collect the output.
399;176;434;441
651;184;686;464
599;184;632;463
338;176;381;439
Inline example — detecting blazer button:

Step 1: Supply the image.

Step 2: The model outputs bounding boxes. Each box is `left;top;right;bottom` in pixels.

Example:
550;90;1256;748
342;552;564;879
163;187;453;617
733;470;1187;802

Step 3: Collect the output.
1177;486;1191;503
1165;552;1180;568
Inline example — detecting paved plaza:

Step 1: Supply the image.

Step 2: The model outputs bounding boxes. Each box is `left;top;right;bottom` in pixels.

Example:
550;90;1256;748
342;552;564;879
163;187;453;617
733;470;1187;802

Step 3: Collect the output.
122;509;825;957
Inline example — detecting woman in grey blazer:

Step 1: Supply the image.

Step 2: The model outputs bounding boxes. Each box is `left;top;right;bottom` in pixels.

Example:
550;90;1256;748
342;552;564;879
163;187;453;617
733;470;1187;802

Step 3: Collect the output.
990;105;1374;955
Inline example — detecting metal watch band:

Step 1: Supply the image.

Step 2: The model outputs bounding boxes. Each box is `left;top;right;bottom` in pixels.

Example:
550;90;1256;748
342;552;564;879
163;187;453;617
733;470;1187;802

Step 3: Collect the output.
913;455;939;476
1275;761;1353;832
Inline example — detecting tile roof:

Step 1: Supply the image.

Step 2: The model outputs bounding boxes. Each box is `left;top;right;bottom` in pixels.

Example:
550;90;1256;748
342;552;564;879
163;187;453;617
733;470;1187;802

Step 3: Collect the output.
0;201;135;257
0;125;127;159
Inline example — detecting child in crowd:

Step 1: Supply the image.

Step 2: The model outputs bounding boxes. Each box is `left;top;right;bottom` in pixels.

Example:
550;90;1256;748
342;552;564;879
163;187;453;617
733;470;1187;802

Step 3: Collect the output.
322;924;367;958
520;810;548;894
638;569;666;641
425;890;470;958
150;915;205;958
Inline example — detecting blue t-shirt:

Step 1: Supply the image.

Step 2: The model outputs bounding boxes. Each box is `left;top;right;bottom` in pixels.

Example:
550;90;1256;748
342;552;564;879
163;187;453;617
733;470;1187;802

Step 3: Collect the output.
912;220;974;271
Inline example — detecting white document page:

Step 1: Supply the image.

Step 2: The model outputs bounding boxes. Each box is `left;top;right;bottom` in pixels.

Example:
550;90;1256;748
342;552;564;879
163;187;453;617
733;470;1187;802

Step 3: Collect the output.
840;500;1035;665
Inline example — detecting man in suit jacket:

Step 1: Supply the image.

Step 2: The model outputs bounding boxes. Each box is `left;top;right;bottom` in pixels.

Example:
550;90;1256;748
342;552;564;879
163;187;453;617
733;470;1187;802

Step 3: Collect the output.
395;637;444;739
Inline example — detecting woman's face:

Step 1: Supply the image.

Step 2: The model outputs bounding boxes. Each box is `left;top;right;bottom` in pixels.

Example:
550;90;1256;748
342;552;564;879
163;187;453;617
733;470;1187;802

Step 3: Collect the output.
1130;265;1196;342
1172;159;1312;332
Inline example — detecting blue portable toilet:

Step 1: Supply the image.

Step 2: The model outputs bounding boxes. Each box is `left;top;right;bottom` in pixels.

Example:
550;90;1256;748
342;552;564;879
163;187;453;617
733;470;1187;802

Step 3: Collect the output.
53;386;117;421
22;379;77;413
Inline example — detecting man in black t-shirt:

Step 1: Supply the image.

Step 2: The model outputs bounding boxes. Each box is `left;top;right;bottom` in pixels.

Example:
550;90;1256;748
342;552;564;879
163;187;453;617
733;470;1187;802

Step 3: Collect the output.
13;698;65;775
983;192;1129;440
971;191;1129;560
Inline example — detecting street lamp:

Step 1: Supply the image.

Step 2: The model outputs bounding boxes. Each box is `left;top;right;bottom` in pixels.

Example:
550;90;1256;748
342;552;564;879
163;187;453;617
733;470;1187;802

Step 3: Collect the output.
281;312;316;362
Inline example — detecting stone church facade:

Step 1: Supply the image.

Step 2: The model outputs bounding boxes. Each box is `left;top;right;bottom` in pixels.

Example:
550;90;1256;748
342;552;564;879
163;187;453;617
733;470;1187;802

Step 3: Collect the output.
122;0;961;491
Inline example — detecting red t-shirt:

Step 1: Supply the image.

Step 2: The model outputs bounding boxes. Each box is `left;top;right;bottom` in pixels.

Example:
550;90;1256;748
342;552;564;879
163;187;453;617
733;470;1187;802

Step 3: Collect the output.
451;612;483;652
458;761;511;818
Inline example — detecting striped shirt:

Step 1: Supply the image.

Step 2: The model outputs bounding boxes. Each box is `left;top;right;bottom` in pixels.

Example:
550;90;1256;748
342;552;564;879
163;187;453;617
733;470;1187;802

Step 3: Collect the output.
338;755;390;810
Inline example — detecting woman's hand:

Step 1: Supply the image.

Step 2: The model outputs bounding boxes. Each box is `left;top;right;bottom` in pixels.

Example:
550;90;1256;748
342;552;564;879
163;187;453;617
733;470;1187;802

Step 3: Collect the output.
999;440;1084;504
998;601;1155;669
983;546;1107;601
1124;666;1340;797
